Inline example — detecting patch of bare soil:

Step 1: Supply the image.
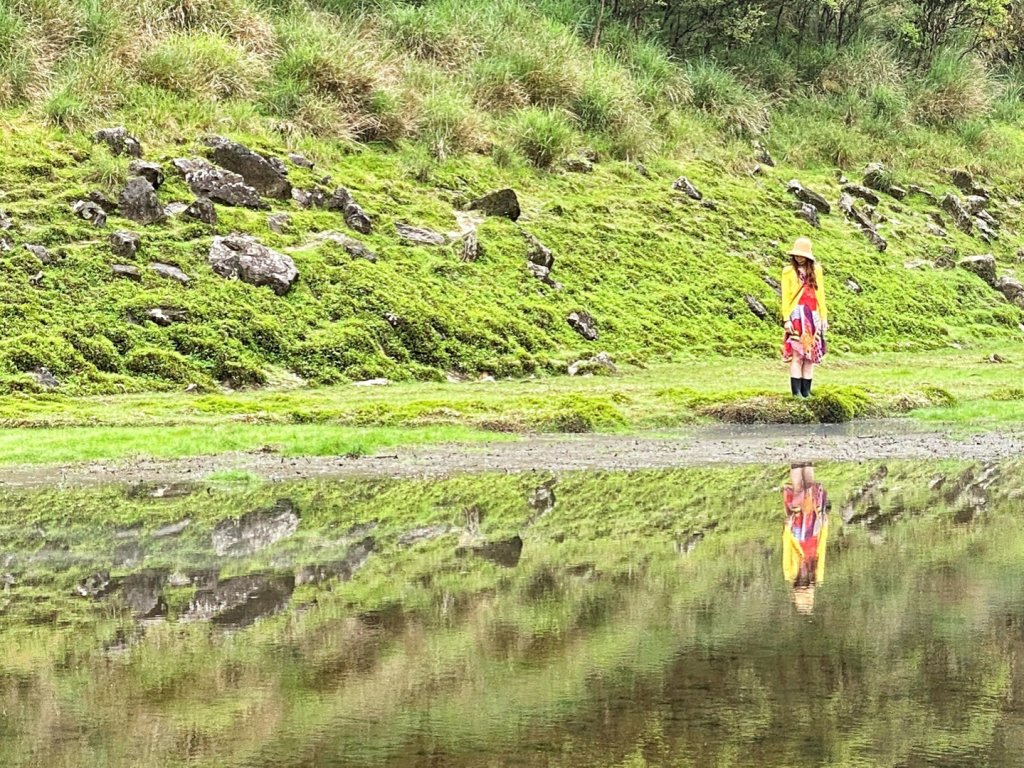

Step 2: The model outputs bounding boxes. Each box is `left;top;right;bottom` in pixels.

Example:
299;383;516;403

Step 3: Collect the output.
1;421;1021;489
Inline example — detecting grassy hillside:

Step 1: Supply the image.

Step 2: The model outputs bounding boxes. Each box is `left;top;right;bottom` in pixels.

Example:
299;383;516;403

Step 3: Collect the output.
1;0;1024;395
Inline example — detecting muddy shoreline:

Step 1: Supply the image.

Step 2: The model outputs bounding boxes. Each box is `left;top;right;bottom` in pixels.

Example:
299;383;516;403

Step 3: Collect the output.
1;421;1021;488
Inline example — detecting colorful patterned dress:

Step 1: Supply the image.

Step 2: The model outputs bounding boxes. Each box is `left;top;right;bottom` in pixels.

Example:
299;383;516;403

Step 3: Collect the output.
782;483;829;587
782;271;826;364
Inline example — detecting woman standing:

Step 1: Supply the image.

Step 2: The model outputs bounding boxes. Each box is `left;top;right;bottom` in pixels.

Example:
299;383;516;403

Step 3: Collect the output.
781;237;828;397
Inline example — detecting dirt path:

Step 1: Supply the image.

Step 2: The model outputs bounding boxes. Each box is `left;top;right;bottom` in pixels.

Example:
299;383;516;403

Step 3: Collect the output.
1;421;1021;488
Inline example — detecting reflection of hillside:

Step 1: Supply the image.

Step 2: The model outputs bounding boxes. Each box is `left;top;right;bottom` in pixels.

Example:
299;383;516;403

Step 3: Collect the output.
0;461;1022;766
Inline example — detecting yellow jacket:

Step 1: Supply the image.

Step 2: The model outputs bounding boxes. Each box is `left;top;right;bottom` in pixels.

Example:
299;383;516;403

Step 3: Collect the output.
782;518;828;585
781;263;827;322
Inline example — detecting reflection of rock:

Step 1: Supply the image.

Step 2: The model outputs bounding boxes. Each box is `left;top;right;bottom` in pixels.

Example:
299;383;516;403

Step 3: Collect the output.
122;570;168;619
126;482;194;500
841;465;889;524
76;571;116;599
152;519;191;539
295;537;376;585
184;574;294;628
458;535;523;568
527;481;556;522
397;525;454;547
675;532;704;555
212;499;299;556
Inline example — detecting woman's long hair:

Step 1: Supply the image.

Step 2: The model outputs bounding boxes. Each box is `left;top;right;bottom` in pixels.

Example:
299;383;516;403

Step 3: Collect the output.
790;256;817;289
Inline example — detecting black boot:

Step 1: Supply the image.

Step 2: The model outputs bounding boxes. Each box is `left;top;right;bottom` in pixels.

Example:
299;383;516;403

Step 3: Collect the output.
801;378;813;397
791;377;801;397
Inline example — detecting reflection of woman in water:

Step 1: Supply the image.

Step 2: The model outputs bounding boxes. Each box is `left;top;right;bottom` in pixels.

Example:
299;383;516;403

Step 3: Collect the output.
783;462;829;614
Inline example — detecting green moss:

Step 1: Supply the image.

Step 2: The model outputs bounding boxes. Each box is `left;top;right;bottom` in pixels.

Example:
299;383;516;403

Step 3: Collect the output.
530;394;625;433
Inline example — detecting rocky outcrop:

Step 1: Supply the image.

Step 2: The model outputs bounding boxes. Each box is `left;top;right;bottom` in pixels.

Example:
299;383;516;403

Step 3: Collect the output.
672;176;702;200
745;294;768;319
208;234;299;295
267;213;291;234
183;197;217;224
457;535;523;568
795;203;820;228
845;279;862;294
185;574;294;627
119;177;165;225
203;136;291;199
567;310;598;340
839;193;886;251
92;127;141;158
173;158;264;209
787;180;830;214
151;262;191;286
110;231;140;259
112;264;142;281
122;570;168;619
72;199;107;227
842;184;879;206
460;231;481;263
468;188;521;220
295;537;376;585
995;276;1024;307
25;244;57;265
212;499;299;556
145;307;188;326
568;351;616;376
941;194;974;234
396;222;446;246
129;160;165;190
307;231;377;262
324;188;373;234
288;152;314;169
398;525;455;547
958;254;997;286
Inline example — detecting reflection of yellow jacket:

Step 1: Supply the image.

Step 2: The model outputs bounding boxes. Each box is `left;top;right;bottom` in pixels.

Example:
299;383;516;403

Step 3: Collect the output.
782;519;829;585
781;264;828;322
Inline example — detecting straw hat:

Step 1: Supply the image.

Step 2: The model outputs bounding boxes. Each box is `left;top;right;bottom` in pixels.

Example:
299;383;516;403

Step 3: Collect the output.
791;585;816;615
788;237;816;261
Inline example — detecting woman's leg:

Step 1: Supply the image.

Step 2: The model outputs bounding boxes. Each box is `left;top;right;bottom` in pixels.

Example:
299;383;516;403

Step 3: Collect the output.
801;361;814;397
789;358;803;396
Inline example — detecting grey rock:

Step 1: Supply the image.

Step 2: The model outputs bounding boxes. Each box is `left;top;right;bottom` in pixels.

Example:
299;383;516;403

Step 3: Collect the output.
203;136;291;199
567;310;598;341
974;216;998;242
129;160;165;190
28;270;43;286
468;188;521;221
72;199;107;227
460;231;481;263
25;244;57;265
151;262;190;286
295;537;376;586
173;158;264;209
212;499;299;556
977;209;1000;230
119;177;165;225
964;194;989;214
672;176;702;200
845;279;862;293
526;234;554;269
926;222;948;238
152;519;191;538
352;378;390;387
325;187;352;212
564;154;594;173
110;230;140;259
31;367;59;389
184;574;294;628
267;213;291;234
112;264;142;282
0;209;12;230
396;222;445;246
0;234;12;252
307;231;377;262
838;193;886;251
795;203;820;228
744;294;768;319
88;190;119;214
763;275;782;295
907;184;937;203
288;152;314;169
887;185;907;200
787;180;830;214
183;197;217;225
208;234;299;295
164;202;188;217
862;162;889;192
292;188;326;209
92;127;141;158
344;203;372;234
568;351;616;376
842;184;880;206
753;140;774;166
958;254;997;286
635;161;650;177
995;276;1024;305
950;168;985;195
145;307;188;326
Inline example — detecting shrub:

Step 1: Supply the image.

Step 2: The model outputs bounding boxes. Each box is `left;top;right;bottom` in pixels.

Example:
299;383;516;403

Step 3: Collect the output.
530;395;625;433
914;49;993;126
70;334;122;372
139;33;265;101
687;59;770;137
124;346;204;384
1;334;86;376
507;107;576;167
416;81;485;157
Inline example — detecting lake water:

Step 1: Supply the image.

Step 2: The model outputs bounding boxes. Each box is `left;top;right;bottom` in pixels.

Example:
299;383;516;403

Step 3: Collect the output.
1;459;1023;767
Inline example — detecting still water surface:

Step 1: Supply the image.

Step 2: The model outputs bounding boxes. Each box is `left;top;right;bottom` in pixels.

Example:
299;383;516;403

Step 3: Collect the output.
1;460;1023;767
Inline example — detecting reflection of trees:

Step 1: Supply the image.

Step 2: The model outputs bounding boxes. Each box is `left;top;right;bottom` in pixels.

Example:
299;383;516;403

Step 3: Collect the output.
0;461;1023;766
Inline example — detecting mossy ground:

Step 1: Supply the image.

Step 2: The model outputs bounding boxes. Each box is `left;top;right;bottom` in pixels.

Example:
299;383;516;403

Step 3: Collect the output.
0;346;1017;464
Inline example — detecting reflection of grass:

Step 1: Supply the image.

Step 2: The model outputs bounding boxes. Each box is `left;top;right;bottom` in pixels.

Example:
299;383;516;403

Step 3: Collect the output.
0;424;504;465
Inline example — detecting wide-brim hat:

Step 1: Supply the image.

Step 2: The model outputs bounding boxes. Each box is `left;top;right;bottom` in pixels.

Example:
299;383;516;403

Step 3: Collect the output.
788;237;816;262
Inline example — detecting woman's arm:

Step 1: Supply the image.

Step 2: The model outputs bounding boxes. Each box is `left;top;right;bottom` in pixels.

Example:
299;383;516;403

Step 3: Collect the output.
816;264;827;323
